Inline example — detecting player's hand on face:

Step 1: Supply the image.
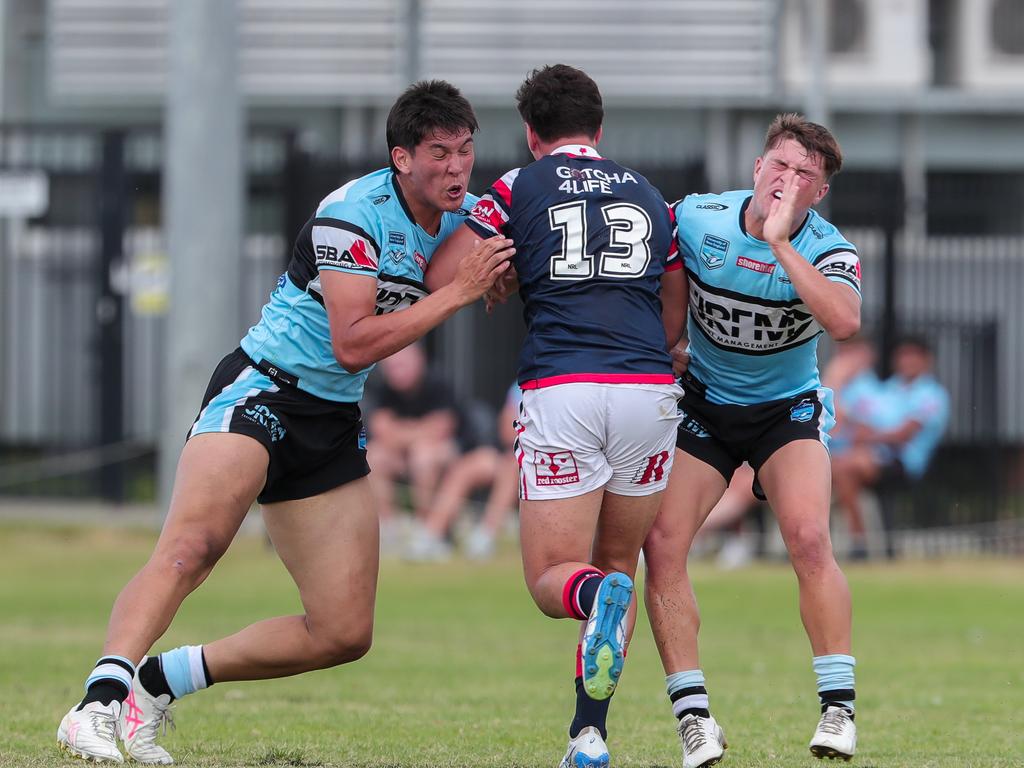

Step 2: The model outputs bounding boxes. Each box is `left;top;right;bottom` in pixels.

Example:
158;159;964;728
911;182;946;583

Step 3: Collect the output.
670;343;690;377
763;174;801;246
454;237;515;306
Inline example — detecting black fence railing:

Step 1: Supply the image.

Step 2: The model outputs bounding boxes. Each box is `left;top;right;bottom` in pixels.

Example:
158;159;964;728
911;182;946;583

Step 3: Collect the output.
0;124;1021;533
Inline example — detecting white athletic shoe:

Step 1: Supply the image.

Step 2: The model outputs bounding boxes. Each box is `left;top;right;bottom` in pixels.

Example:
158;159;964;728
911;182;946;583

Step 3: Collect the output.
403;526;453;562
120;670;175;765
463;526;495;560
677;713;727;768
57;701;124;763
809;706;856;761
558;726;610;768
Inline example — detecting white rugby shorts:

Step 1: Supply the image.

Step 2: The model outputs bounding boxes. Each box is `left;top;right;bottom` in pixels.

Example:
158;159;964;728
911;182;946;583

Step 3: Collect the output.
514;382;683;500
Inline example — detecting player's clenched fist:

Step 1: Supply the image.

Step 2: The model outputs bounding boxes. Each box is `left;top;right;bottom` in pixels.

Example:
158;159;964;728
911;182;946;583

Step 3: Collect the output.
453;237;515;305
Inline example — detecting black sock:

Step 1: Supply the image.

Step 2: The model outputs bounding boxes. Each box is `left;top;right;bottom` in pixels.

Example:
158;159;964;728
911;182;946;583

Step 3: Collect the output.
819;688;856;716
78;656;133;709
671;685;711;719
577;574;602;617
201;648;215;687
569;676;611;740
79;681;128;709
138;656;176;702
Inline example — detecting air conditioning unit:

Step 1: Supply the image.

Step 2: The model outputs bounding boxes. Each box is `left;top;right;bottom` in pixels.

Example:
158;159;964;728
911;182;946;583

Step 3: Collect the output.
954;0;1024;89
782;0;931;92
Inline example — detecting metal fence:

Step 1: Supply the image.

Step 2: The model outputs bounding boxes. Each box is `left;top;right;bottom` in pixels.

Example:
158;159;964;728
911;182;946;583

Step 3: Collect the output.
0;125;1021;535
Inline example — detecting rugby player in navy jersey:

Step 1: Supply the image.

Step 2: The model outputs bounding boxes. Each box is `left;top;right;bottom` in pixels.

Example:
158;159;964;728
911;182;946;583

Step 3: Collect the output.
56;81;513;764
643;115;861;766
429;64;685;768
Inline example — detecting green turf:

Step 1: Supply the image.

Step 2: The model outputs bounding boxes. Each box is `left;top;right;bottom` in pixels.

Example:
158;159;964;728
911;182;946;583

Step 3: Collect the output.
1;523;1021;767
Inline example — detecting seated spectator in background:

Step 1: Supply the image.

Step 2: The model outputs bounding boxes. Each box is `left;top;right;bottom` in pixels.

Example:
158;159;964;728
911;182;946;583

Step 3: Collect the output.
823;336;882;429
406;383;522;561
366;343;461;535
695;462;761;569
831;335;950;555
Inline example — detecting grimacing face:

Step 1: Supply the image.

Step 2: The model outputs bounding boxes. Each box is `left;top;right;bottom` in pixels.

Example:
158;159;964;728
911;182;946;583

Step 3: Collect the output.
751;137;830;222
394;128;475;214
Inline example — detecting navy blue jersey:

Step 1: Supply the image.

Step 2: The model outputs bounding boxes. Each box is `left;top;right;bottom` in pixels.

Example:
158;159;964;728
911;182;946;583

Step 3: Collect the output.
466;145;680;389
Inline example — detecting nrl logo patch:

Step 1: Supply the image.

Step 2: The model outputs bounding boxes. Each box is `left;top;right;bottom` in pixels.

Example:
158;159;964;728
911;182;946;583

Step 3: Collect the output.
699;234;729;270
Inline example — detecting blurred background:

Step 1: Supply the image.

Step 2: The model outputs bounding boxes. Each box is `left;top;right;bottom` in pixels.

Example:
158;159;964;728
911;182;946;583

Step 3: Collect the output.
0;0;1022;559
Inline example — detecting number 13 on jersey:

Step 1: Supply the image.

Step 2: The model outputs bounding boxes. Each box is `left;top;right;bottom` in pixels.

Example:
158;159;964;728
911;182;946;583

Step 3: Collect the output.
548;200;653;281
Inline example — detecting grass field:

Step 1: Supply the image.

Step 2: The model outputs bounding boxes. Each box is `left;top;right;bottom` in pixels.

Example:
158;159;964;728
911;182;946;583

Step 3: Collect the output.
0;521;1021;767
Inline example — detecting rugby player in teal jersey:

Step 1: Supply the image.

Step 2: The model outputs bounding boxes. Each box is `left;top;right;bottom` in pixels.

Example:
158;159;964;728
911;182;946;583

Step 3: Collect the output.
643;115;862;765
57;81;513;764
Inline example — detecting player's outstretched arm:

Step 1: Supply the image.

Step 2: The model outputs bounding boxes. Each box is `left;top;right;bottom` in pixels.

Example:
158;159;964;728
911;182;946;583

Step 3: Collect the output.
764;176;861;340
324;236;514;372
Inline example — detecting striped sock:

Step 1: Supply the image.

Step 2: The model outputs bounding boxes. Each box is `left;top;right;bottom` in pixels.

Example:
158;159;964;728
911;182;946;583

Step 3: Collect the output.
79;655;135;708
813;654;856;713
159;645;213;700
561;568;604;620
667;669;710;719
138;655;175;701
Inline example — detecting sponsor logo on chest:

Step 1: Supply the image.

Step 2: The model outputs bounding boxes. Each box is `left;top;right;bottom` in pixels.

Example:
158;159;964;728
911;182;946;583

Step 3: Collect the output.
736;256;776;274
375;278;428;316
690;281;819;353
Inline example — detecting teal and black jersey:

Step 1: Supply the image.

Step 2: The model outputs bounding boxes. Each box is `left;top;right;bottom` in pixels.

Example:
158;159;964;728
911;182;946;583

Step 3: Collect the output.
241;169;477;402
675;189;861;405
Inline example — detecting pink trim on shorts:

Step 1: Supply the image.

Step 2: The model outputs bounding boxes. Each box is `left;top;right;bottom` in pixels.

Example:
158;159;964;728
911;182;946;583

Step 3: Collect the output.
520;373;676;390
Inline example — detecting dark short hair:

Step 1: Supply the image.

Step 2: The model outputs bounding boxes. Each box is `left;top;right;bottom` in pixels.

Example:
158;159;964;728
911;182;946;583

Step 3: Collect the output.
515;64;603;144
386;80;478;172
763;113;843;178
894;334;933;356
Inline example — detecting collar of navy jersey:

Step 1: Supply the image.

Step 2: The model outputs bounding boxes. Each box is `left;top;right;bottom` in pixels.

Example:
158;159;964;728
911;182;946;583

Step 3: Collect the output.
738;195;810;244
549;144;602;159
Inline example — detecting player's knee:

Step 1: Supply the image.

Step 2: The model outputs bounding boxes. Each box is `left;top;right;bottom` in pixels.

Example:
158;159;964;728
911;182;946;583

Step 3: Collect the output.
786;523;833;571
522;571;564;618
315;624;374;668
156;533;228;580
644;528;692;571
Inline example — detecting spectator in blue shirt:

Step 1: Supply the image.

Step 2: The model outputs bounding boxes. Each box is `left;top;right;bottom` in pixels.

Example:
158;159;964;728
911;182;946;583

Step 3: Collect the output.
831;335;950;552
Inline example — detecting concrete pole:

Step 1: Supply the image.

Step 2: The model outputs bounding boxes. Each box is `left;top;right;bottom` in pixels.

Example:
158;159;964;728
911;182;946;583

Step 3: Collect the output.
901;113;928;239
803;0;829;127
159;0;244;508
